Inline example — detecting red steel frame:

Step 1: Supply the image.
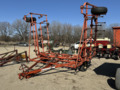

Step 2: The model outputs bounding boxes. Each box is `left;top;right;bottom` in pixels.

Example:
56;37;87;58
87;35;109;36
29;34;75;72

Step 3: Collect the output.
0;50;28;66
18;2;104;79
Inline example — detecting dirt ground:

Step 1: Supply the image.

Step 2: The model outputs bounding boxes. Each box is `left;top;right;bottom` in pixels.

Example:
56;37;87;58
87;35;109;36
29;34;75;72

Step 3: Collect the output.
0;46;120;90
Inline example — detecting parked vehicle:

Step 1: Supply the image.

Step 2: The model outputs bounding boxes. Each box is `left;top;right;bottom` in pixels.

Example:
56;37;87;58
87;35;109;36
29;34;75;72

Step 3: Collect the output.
38;40;53;48
71;41;83;50
17;42;28;47
70;37;110;50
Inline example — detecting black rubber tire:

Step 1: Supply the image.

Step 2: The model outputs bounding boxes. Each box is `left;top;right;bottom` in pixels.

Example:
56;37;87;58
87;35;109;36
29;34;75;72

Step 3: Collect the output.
98;52;103;58
115;68;120;90
71;46;75;51
25;17;36;22
105;54;110;59
79;65;87;72
71;47;75;53
114;55;119;60
91;7;107;15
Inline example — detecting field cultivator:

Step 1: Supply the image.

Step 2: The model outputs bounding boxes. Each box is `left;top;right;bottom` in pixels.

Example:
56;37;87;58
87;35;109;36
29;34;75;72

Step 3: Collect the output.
0;50;28;66
18;2;107;79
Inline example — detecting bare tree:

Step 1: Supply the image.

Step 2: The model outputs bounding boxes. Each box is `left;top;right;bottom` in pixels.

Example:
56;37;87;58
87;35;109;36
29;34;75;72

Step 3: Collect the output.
49;21;63;43
49;21;82;44
73;25;82;42
63;24;72;44
0;22;12;41
12;19;29;42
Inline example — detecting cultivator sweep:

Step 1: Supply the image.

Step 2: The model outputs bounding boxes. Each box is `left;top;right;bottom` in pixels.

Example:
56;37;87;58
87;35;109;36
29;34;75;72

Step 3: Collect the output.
18;2;107;79
0;50;28;66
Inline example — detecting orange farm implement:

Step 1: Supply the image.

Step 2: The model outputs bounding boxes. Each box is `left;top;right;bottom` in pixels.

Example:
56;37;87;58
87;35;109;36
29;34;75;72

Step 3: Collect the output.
18;2;107;79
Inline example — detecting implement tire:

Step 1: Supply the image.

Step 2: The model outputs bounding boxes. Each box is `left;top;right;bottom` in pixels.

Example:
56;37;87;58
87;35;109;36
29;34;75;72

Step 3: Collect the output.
91;7;107;15
115;68;120;90
79;65;87;72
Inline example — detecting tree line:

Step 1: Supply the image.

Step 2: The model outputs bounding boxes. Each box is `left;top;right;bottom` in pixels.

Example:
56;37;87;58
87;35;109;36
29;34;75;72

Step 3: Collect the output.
0;19;29;42
49;21;120;44
0;19;119;44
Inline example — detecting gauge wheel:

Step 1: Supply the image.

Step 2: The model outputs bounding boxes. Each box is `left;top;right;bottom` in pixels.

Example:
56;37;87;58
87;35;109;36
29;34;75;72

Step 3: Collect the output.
115;68;120;90
79;65;87;72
